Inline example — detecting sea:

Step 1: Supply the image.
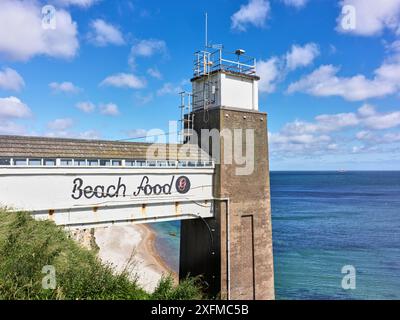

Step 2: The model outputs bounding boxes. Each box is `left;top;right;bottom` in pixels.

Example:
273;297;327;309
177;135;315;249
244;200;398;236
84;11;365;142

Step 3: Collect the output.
148;171;400;300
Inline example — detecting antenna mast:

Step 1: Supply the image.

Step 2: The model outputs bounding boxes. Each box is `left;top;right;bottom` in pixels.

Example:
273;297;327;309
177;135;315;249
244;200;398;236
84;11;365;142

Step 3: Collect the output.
205;12;208;48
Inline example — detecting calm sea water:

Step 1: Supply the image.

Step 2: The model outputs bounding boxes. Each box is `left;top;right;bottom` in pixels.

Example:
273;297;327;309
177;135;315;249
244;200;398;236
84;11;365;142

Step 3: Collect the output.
149;171;400;300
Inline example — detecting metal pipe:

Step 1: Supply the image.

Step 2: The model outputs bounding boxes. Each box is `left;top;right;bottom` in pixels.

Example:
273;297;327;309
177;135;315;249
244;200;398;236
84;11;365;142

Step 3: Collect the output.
205;12;208;48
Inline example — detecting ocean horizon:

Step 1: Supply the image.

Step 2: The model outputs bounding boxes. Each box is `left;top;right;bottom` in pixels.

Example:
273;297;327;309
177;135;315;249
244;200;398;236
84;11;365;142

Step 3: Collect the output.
149;171;400;300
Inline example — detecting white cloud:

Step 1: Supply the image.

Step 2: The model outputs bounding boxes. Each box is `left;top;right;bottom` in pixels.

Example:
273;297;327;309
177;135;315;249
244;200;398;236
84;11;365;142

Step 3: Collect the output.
356;130;400;144
357;104;376;117
147;67;162;79
45;128;101;139
282;112;359;136
76;101;96;113
283;104;400;133
132;39;167;57
287;62;400;101
0;96;31;119
125;129;148;139
78;130;101;139
129;39;167;67
382;133;400;143
49;81;81;93
88;19;125;46
0;68;25;91
314;113;360;131
269;130;333;156
0;121;26;135
385;40;400;62
269;105;400;163
281;0;308;8
374;61;400;82
257;58;280;93
257;42;319;93
337;0;400;36
47;118;74;130
231;0;270;32
356;130;372;140
269;104;400;158
157;80;188;96
285;43;319;71
100;103;119;116
100;73;146;89
272;133;331;145
269;112;350;156
360;105;400;130
54;0;100;8
135;93;154;105
0;0;78;61
327;143;339;150
157;83;180;96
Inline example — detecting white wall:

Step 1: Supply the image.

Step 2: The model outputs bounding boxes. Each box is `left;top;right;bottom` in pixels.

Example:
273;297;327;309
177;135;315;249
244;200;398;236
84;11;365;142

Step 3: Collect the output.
192;72;259;111
220;73;257;110
0;167;214;228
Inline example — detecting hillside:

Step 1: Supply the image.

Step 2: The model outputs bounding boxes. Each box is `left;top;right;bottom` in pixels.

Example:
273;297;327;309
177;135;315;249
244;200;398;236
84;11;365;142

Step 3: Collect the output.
0;210;203;300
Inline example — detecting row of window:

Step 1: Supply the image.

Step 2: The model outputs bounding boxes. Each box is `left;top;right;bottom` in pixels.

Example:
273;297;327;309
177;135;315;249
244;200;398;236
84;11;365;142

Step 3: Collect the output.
0;158;213;168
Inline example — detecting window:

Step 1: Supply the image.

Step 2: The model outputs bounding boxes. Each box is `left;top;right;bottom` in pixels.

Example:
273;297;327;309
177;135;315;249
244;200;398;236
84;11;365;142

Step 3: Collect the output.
44;159;56;166
125;160;135;166
168;161;177;167
74;159;86;166
136;160;146;167
88;160;99;166
60;159;73;166
178;161;187;167
0;159;11;166
112;160;122;166
157;161;167;167
100;160;111;166
14;159;27;166
28;159;41;166
148;161;156;167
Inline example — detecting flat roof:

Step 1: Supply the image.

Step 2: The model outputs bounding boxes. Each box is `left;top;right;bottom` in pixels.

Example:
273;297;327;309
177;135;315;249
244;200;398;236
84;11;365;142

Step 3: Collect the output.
191;69;260;82
0;135;210;161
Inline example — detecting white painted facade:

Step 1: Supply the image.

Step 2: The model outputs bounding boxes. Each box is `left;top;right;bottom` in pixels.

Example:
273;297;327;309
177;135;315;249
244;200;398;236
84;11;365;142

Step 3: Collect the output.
0;166;214;229
192;72;259;111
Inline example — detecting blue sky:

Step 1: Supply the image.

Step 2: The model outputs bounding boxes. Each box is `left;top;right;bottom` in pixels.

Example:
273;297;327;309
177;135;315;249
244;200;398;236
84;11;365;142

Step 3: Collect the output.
0;0;400;170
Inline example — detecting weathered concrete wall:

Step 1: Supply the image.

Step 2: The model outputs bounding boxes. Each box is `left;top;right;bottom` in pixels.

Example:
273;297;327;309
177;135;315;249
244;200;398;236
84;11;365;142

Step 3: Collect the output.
179;107;275;300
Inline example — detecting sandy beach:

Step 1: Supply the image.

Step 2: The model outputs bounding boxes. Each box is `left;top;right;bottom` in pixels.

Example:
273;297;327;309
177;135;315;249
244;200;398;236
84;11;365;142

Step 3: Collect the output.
94;224;177;293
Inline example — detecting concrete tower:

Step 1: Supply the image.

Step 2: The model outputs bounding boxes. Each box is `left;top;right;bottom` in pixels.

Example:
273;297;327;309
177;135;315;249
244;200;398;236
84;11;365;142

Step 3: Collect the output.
179;49;275;299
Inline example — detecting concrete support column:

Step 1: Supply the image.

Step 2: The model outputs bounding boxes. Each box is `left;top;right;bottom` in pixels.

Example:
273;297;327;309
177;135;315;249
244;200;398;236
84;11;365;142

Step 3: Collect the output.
179;107;275;300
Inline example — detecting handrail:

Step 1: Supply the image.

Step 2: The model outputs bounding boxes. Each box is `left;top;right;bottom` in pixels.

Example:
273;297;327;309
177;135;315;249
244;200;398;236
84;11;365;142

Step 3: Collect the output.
193;49;256;77
0;158;215;169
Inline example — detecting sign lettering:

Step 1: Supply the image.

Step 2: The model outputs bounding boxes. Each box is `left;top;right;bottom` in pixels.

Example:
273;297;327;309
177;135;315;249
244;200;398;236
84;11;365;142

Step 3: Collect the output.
71;175;190;200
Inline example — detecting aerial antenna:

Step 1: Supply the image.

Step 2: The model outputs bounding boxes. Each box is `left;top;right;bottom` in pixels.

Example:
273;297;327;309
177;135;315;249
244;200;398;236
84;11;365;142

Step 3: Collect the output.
204;13;224;50
205;12;208;48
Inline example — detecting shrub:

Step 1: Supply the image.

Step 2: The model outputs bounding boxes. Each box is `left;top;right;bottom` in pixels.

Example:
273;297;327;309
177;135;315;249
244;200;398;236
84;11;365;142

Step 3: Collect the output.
0;210;203;300
151;275;204;300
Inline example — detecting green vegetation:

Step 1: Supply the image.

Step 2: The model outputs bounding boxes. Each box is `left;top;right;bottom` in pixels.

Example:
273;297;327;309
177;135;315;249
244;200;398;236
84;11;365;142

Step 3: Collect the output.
0;210;203;300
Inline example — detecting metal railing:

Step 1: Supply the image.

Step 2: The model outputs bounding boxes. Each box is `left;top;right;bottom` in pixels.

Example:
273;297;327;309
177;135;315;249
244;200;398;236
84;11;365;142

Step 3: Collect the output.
178;92;194;144
193;49;256;77
0;158;214;168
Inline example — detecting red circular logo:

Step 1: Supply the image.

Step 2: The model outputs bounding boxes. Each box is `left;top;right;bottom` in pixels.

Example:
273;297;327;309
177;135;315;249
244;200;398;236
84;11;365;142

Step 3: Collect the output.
175;176;191;194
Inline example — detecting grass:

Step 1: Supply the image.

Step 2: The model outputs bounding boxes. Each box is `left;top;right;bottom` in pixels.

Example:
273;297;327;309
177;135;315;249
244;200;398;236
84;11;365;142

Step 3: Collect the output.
0;210;204;300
